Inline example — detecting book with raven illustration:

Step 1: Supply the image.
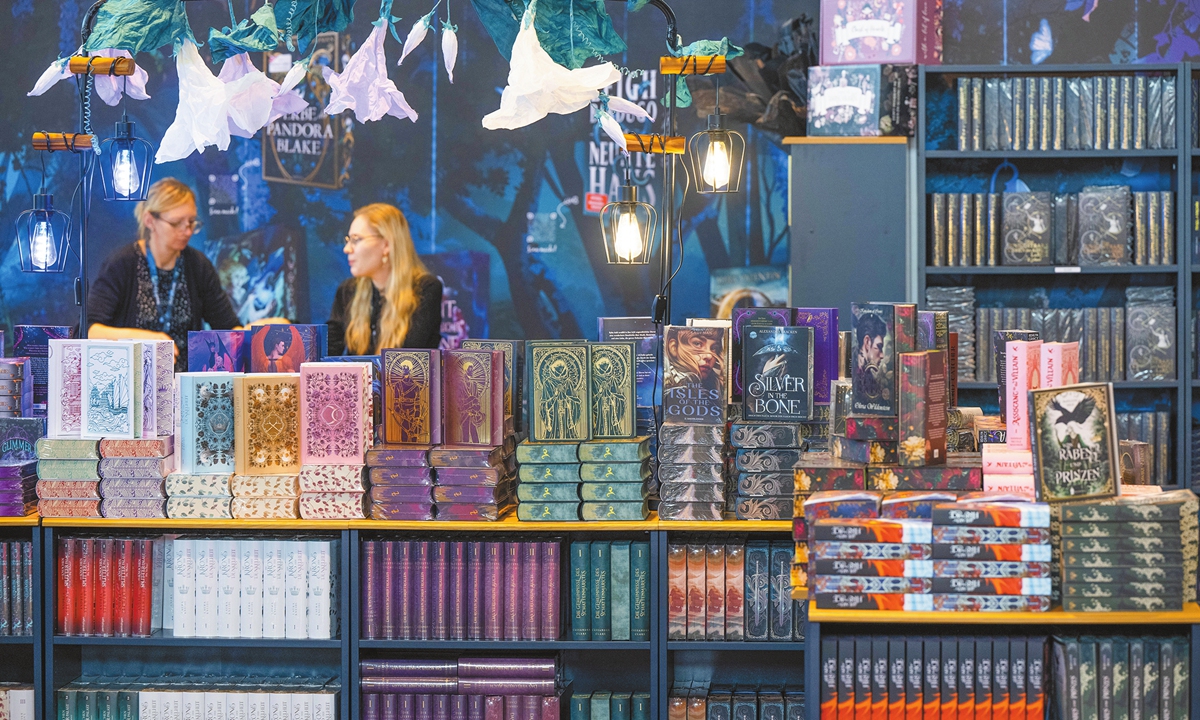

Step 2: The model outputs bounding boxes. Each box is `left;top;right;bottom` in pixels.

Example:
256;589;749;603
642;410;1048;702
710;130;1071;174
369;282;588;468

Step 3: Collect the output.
1030;383;1119;502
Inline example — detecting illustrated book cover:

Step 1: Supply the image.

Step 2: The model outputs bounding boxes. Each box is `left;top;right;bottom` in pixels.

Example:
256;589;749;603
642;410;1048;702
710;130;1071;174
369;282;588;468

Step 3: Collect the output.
443;349;506;446
526;343;591;443
662;326;727;425
81;341;142;440
233;373;301;476
1030;383;1119;503
382;349;442;446
742;326;814;422
248;325;328;373
589;342;637;440
174;372;237;474
299;362;373;464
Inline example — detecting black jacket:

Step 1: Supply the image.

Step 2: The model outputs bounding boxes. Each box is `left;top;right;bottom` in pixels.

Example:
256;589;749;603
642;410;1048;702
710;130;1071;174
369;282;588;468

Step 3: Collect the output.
326;274;443;355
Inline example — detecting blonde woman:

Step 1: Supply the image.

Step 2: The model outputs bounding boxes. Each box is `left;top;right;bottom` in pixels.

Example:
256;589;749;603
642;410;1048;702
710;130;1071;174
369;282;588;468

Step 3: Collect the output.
327;203;442;355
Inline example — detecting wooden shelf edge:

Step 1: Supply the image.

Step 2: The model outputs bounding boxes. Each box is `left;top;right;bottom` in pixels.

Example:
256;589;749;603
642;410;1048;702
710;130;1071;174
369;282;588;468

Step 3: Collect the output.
783;136;909;145
657;520;793;532
807;601;1200;625
41;518;351;530
0;514;39;527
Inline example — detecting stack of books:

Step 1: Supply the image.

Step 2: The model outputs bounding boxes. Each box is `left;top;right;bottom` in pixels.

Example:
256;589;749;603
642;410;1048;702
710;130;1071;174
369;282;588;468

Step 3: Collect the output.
729;423;808;520
0;684;32;719
577;438;651;521
596;318;660;496
0;460;35;517
229;372;302;517
230;473;299;519
171;372;237;518
56;677;337;719
34;437;102;518
571;691;651;720
432;444;514;521
359;658;562;709
56;536;160;637
929;501;1053;612
515;440;580;521
365;445;434;521
1051;634;1189;719
98;437;173;519
668;685;805;720
297;362;373;519
0;357;31;418
658;425;728;520
569;540;649;641
167;471;236;518
810;518;934;611
981;444;1036;498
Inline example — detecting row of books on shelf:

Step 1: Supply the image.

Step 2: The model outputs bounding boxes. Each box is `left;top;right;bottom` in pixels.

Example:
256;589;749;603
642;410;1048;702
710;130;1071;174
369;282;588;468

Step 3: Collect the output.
954;73;1178;152
56;535;338;639
359;658;560;699
56;678;338;720
0;684;33;720
0;541;31;636
569;691;651;720
927;188;1174;268
667;686;804;720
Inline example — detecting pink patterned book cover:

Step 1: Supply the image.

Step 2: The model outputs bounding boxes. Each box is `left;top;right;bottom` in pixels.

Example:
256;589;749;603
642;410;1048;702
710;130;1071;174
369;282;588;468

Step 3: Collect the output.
99;438;174;458
441;350;505;447
152;340;175;438
298;492;367;519
47;339;83;438
300;362;372;465
37;499;101;517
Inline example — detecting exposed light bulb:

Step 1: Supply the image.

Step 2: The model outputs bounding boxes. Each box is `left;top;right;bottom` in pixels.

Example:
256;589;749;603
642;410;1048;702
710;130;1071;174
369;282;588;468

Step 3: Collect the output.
29;219;56;270
112;148;140;197
702;139;731;190
613;210;643;261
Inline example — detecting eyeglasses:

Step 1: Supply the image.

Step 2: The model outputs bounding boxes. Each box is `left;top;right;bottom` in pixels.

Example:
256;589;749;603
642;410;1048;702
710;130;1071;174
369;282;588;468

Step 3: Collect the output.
152;212;203;233
344;234;382;247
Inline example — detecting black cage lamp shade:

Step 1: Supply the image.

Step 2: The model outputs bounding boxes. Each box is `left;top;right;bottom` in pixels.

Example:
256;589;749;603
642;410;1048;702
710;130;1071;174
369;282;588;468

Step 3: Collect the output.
15;192;72;273
689;113;745;194
599;184;659;265
99;119;153;201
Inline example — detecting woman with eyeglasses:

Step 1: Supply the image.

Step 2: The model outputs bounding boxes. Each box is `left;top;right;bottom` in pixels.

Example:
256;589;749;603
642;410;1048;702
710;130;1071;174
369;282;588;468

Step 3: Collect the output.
87;177;244;370
326;203;442;356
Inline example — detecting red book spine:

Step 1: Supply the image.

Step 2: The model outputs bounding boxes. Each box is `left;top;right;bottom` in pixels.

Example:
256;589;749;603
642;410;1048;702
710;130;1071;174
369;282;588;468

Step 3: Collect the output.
113;539;134;637
57;537;77;635
95;538;114;636
132;539;153;636
77;538;95;635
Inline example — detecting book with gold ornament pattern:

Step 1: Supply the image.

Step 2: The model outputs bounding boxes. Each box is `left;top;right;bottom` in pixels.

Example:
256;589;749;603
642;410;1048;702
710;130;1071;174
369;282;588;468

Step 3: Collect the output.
233;373;301;476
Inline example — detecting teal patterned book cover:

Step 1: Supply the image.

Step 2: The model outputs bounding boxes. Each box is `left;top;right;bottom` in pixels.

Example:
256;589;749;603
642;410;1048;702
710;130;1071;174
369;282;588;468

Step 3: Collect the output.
589;342;637;439
528;342;592;443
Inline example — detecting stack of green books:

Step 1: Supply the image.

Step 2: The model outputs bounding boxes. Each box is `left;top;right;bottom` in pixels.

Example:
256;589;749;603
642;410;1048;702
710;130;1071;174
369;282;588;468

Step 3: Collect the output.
570;691;651;720
578;436;651;521
515;440;582;521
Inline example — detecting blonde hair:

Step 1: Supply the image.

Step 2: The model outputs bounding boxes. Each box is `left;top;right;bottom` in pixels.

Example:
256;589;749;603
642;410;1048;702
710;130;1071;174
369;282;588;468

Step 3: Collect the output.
345;203;431;354
134;177;196;240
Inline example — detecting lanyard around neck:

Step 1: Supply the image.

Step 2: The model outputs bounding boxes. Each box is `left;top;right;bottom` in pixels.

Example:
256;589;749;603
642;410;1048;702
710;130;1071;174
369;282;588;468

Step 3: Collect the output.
145;243;182;332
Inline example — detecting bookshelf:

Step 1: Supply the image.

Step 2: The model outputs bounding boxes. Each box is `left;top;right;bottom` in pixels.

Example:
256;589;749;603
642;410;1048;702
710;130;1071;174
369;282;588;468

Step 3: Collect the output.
917;62;1192;489
1187;62;1199;490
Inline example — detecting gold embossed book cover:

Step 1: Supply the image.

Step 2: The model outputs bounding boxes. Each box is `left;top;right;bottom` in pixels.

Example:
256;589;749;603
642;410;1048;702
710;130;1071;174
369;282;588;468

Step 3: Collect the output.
589;342;636;439
527;342;592;443
234;373;301;476
382;349;441;445
442;349;505;446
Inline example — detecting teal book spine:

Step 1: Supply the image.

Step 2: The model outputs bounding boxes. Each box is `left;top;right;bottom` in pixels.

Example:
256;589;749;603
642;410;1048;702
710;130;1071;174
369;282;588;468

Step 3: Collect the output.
610;540;631;641
117;691;137;720
571;695;591;720
570;541;591;640
96;691;118;720
57;691;76;720
517;503;580;522
1081;640;1098;720
578;437;651;462
516;484;580;502
1144;641;1160;720
590;541;611;640
590;692;613;720
631;694;651;720
611;693;632;720
1113;638;1130;720
582;501;649;521
518;463;582;483
580;461;651;482
78;691;98;720
1172;638;1188;720
516;442;581;464
631;541;650;641
580;483;647;502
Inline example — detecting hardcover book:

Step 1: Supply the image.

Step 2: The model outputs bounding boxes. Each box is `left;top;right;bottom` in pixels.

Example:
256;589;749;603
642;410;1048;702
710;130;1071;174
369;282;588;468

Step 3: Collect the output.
744;542;770;641
898;350;947;467
1001;192;1053;265
82;341;142;439
743;326;814;422
460;339;524;430
1126;306;1176;381
526;343;591;442
731;307;790;404
578;437;650;463
662;326;727;425
588;342;637;439
820;0;941;65
233;373;301;476
248;324;327;373
1004;340;1041;452
186;330;247;372
1077;186;1132;266
13;325;71;409
174;373;237;474
300;362;373;464
597;317;662;411
47;339;83;438
1030;383;1119;502
851;303;899;416
382;350;442;446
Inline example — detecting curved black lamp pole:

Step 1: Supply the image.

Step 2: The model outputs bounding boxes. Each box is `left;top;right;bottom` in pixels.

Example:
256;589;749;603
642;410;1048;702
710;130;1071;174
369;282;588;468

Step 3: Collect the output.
607;0;680;324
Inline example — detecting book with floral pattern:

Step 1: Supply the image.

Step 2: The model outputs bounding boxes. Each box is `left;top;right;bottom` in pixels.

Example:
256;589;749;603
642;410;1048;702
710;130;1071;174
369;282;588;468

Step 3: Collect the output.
299;362;373;465
234;373;301;476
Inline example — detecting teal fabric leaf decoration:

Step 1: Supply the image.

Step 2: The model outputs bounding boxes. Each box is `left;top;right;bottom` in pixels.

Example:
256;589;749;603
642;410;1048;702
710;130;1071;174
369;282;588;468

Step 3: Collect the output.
209;3;283;64
665;37;744;109
469;0;625;70
273;0;356;56
83;0;195;53
627;0;648;10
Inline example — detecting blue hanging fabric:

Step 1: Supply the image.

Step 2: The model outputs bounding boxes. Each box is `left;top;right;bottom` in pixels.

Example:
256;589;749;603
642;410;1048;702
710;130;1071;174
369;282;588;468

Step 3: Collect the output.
468;0;625;69
82;0;195;53
273;0;356;57
209;2;283;64
667;37;744;109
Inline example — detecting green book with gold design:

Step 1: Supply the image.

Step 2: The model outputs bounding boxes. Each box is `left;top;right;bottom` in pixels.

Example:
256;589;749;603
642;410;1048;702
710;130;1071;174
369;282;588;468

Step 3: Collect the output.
516;484;581;502
517;463;581;483
580;482;648;502
578;436;651;462
580;460;652;482
516;441;580;464
517;502;580;521
589;342;637;439
582;501;651;521
527;342;591;442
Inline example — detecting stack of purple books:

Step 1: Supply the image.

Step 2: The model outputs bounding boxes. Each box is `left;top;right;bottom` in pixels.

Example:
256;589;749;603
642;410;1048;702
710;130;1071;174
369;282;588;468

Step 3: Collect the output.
429;443;517;522
367;445;436;520
359;658;562;720
97;438;174;519
361;538;561;641
0;462;36;516
0;357;33;419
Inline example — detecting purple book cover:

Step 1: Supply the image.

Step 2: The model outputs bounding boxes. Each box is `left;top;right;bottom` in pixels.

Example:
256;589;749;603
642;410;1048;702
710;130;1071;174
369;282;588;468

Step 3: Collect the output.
416;695;434;720
449;541;466;640
442;349;505;447
731;308;791;403
469;697;485;720
452;696;467;720
467;541;484;640
460;680;558;696
372;486;434;503
362;541;380;639
430;540;449;639
433;486;507;504
457;659;557;678
360;659;457;676
412;540;430;640
434;467;505;486
380;541;396;640
187;330;247;372
521;542;541;640
383;694;398;720
382;349;442;446
793;308;839;403
519;696;539;720
434;695;450;720
484;697;504;720
401;695;416;720
396;540;415;643
504;697;519;720
540;541;561;641
483;541;503;640
371;503;436;521
0;463;36;479
14;325;72;405
365;694;381;720
367;445;432;467
370;467;435;486
429;446;507;469
436;503;509;521
503;542;522;641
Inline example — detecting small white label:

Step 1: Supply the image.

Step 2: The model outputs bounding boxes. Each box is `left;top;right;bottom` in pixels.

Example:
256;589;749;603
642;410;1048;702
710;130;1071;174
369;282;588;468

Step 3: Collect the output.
1054;266;1082;273
267;53;293;73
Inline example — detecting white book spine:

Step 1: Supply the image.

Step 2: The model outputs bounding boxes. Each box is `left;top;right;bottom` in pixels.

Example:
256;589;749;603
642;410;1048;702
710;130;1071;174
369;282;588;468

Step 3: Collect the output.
283;540;309;639
172;539;196;637
239;540;265;639
269;694;291;720
161;692;183;720
141;343;157;438
312;692;335;720
181;692;205;720
151;535;166;632
216;539;240;638
290;693;312;720
8;689;32;720
226;693;249;720
262;540;286;639
174;375;186;472
203;692;224;720
194;539;218;637
247;693;269;720
138;691;154;720
305;540;332;639
162;535;176;630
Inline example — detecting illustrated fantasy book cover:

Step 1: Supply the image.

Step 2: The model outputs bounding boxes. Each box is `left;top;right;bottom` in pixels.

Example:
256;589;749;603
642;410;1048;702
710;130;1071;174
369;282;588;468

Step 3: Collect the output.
13;324;71;406
81;341;141;440
47;339;82;439
249;324;328;373
850;303;897;416
730;307;790;405
898;350;947;467
175;372;237;474
819;0;942;66
1001;192;1053;265
1030;383;1119;503
742;326;814;422
527;343;591;443
299;362;373;464
187;330;247;373
233;373;301;476
807;65;881;137
588;342;636;440
1077;186;1132;266
662;326;727;425
792;308;838;404
443;349;506;447
460;339;523;430
1126;305;1175;381
382;349;442;446
597;317;662;411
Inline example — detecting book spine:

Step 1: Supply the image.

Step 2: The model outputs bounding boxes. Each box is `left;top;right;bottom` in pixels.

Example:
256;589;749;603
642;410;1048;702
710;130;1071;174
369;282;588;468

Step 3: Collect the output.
57;537;75;635
987;193;1001;266
449;541;466;640
467;541;484;640
1094;76;1107;150
539;541;561;641
666;543;685;640
1107;76;1120;150
590;541;611;641
768;542;793;640
283;540;308;639
362;541;379;639
306;539;333;640
430;540;448;640
724;543;744;641
503;541;521;641
239;539;263;639
76;538;93;636
1121;75;1134;149
971;78;984;151
973;193;986;266
483;541;503;641
957;79;971;151
413;540;431;640
0;543;10;636
1135;75;1148;149
395;540;412;640
1053;76;1065;149
1161;192;1175;265
630;541;649;642
132;538;153;637
172;538;195;637
925;637;942;719
114;539;134;637
685;544;705;640
610;541;631;641
520;541;541;641
744;542;769;641
907;638;924;720
947;194;961;267
1012;77;1025;151
931;194;947;266
995;637;1011;720
959;194;973;267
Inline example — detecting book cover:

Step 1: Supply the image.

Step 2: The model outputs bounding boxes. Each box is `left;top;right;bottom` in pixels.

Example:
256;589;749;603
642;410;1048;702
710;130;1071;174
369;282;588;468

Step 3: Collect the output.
187;330;247;372
731;307;791;404
662;326;726;425
597;317;662;412
299;362;372;464
382;350;442;446
248;324;327;372
1126;305;1176;381
175;373;237;474
233;373;301;476
590;541;611;641
1078;186;1132;266
807;65;882;136
82;341;141;439
1030;383;1119;502
898;350;948;467
851;303;898;416
589;342;637;439
1001;192;1054;265
461;339;524;429
743;326;814;422
47;339;83;438
526;343;591;442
